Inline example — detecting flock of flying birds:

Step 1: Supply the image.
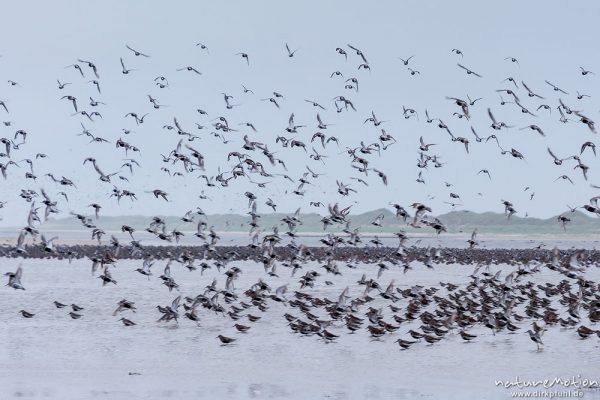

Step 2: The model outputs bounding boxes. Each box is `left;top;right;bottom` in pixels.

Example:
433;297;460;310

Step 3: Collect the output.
2;43;600;349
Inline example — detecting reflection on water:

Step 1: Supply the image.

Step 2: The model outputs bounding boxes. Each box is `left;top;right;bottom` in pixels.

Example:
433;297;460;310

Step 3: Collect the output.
1;257;600;400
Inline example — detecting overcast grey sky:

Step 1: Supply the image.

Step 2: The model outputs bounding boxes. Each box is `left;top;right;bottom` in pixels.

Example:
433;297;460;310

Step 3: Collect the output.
1;0;599;226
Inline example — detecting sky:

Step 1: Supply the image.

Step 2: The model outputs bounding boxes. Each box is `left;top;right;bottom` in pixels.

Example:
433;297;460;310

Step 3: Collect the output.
1;0;600;227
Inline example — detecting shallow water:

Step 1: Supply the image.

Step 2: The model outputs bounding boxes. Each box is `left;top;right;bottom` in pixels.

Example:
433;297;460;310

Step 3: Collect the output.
2;229;600;249
1;257;600;400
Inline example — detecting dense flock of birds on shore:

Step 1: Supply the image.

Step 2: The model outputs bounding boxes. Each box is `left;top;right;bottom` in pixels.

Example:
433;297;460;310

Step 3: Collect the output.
2;43;600;350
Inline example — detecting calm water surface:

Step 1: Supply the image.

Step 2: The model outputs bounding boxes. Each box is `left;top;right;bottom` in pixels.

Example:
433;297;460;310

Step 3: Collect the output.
1;255;600;400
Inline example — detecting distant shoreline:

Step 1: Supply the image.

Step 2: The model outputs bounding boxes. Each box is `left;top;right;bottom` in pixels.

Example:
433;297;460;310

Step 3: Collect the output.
2;209;599;236
1;230;599;248
3;228;600;237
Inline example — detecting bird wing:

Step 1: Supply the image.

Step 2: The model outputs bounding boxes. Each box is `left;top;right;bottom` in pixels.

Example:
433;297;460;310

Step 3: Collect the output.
171;295;181;311
487;108;497;124
93;162;105;177
17;230;25;247
40;188;51;202
275;284;288;296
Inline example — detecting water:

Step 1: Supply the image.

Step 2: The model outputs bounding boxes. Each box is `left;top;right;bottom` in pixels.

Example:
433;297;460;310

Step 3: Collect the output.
1;256;600;400
2;229;600;249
